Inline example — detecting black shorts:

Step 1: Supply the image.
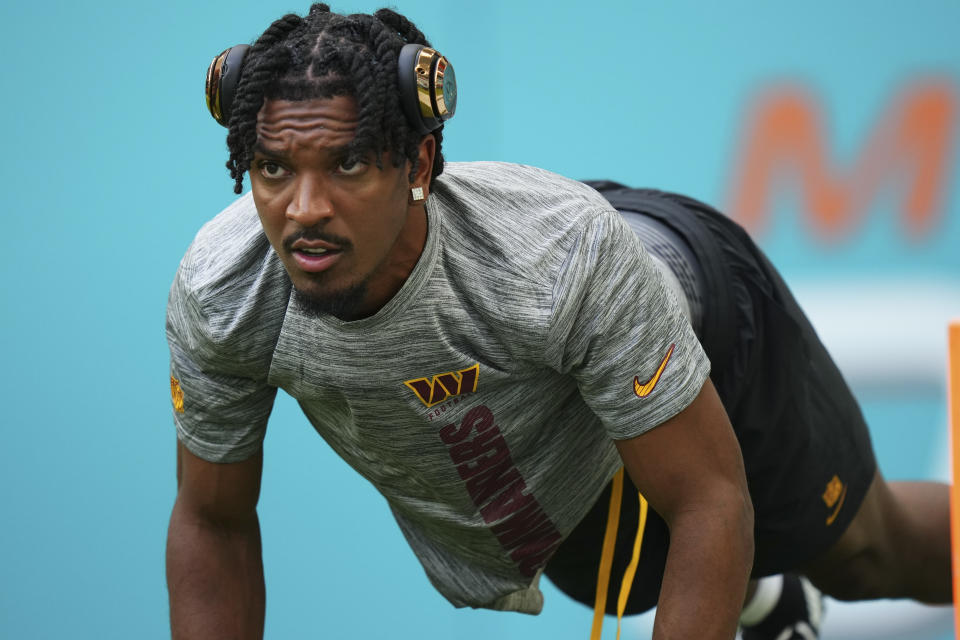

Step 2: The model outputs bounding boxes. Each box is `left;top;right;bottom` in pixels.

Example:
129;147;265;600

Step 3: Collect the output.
544;186;877;615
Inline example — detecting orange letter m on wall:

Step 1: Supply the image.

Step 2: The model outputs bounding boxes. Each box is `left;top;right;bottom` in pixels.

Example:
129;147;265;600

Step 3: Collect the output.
729;81;956;240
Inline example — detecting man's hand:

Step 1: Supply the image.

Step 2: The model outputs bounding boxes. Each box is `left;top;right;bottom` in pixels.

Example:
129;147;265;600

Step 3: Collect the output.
167;441;266;640
616;378;754;640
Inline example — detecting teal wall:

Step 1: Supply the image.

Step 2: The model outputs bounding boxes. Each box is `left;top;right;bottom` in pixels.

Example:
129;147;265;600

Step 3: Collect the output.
1;2;957;638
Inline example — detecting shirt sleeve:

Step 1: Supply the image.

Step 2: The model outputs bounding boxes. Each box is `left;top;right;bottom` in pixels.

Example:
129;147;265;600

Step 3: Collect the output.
166;259;278;463
546;210;710;440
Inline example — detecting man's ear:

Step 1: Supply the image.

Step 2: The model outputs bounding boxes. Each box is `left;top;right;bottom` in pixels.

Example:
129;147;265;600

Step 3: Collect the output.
411;134;437;196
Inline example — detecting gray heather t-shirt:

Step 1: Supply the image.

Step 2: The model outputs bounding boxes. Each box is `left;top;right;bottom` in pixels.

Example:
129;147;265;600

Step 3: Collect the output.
167;161;709;613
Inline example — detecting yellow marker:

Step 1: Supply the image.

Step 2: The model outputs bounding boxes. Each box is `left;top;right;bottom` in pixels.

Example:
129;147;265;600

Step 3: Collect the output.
948;321;960;635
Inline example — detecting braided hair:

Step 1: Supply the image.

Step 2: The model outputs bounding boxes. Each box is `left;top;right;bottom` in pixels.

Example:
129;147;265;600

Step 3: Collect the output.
225;4;446;194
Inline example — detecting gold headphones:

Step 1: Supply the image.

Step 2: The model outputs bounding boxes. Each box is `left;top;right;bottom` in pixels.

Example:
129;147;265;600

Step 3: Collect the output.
205;43;456;133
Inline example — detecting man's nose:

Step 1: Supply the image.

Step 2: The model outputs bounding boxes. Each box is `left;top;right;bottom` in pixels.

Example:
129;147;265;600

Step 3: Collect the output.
286;177;334;226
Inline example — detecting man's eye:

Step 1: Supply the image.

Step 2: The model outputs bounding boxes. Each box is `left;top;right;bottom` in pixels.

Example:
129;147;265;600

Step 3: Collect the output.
258;161;290;179
336;159;368;176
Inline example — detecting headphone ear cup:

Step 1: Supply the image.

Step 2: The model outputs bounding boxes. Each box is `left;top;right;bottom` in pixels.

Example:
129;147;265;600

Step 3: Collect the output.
206;42;456;133
397;44;457;134
205;44;251;127
397;44;431;134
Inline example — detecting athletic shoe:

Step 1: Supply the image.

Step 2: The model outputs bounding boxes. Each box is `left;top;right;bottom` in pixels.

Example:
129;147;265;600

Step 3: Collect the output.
739;573;824;640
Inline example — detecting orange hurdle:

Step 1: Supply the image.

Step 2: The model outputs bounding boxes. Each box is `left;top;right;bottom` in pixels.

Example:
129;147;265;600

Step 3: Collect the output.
949;321;960;633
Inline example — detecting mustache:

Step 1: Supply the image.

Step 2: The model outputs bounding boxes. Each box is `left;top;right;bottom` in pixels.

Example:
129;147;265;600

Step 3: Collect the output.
282;228;353;252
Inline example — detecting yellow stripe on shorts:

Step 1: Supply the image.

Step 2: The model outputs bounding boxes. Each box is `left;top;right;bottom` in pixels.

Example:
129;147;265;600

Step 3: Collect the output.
590;468;649;640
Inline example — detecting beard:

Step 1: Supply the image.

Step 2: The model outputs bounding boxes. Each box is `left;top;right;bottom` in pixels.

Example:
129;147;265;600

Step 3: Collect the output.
291;278;369;320
281;227;371;320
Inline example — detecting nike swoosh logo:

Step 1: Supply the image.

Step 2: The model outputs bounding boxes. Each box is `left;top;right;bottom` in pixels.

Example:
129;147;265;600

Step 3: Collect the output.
634;343;676;398
825;485;848;526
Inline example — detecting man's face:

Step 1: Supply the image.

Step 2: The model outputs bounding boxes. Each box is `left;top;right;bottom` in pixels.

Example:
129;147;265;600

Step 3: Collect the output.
250;95;434;319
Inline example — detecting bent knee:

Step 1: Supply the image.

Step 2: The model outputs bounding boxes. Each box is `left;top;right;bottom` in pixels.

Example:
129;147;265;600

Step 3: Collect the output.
804;545;900;601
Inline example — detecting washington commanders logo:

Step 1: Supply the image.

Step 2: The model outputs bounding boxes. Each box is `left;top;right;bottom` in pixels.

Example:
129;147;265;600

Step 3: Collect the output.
404;363;480;407
170;375;184;413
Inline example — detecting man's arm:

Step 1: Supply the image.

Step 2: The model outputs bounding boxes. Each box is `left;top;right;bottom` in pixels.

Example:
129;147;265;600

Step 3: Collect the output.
167;440;265;640
615;377;753;640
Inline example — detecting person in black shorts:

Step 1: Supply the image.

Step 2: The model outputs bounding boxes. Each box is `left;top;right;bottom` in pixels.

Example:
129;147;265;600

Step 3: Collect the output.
171;7;951;640
545;183;950;638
